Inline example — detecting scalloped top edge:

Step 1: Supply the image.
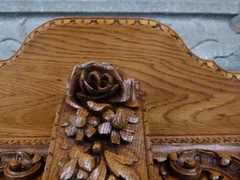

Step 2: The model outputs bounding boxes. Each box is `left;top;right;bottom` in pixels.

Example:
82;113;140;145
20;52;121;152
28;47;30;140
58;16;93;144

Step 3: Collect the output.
0;17;240;81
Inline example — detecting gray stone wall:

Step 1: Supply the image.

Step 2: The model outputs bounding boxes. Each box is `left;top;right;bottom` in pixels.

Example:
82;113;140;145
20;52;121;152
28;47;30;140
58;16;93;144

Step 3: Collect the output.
1;0;240;71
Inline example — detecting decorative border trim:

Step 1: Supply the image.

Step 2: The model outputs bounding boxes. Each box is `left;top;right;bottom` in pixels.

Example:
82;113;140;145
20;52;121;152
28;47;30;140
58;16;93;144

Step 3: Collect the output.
1;17;240;81
150;135;240;144
0;138;50;146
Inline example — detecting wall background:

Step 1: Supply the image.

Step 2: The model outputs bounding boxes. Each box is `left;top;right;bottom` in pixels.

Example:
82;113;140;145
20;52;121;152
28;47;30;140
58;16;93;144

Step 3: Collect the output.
1;0;240;71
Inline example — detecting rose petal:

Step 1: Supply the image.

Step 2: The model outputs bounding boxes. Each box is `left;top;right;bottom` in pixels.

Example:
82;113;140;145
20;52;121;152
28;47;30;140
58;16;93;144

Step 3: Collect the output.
98;84;114;93
105;84;120;98
125;79;139;107
65;96;82;109
78;61;96;91
76;86;118;100
101;73;114;84
67;65;82;96
87;101;112;112
88;71;101;82
92;62;123;82
84;80;99;94
110;79;131;103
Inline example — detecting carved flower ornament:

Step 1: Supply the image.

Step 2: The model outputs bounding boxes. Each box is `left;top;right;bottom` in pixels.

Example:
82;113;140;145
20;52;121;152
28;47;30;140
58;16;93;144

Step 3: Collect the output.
66;61;138;106
64;61;139;144
60;61;141;179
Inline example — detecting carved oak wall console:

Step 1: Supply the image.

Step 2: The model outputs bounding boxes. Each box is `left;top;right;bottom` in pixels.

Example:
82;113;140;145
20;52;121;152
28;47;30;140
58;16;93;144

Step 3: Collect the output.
1;18;240;180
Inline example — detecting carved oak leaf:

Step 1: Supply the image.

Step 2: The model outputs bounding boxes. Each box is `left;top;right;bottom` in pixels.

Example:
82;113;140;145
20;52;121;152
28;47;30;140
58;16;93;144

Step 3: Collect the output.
77;153;96;172
116;147;139;162
77;169;89;179
88;159;107;180
69;146;84;159
59;158;77;180
104;150;140;180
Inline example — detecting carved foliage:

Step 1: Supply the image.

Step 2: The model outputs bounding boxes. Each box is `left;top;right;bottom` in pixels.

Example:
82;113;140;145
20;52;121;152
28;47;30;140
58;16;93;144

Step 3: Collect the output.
154;149;240;180
0;151;43;180
59;61;141;179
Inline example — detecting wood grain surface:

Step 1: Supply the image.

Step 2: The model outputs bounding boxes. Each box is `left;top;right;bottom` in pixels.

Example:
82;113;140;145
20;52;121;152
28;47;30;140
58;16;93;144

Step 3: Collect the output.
1;18;240;140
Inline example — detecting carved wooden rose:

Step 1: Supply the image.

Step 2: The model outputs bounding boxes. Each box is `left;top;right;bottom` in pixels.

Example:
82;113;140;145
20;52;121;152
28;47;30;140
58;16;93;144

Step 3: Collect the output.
64;61;139;144
66;61;138;107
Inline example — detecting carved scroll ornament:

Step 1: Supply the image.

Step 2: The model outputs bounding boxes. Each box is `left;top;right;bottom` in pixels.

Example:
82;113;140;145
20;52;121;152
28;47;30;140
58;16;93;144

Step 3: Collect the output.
0;151;43;179
154;149;240;180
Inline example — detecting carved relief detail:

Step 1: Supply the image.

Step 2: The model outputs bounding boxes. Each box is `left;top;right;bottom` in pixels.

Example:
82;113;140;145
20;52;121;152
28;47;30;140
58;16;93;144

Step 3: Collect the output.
154;149;240;180
0;138;50;146
0;151;43;180
56;61;143;179
150;135;240;144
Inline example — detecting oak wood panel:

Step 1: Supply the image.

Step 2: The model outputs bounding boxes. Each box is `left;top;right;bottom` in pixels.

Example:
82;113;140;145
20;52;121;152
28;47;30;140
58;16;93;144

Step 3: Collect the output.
1;18;240;139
